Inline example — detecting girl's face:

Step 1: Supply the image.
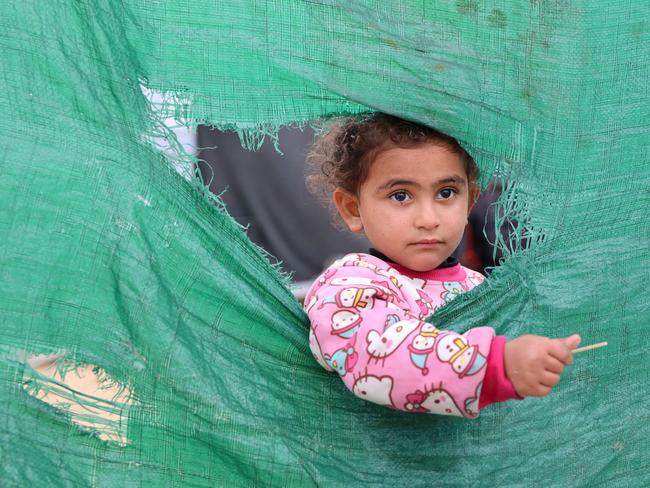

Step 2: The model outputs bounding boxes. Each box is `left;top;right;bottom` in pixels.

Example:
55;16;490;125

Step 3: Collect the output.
334;144;474;272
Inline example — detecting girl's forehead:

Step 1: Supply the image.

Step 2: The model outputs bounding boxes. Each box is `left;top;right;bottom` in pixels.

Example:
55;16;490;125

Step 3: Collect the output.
366;145;467;185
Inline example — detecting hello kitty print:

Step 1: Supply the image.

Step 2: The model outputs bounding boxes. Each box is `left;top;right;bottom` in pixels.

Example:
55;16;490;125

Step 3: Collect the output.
305;252;494;419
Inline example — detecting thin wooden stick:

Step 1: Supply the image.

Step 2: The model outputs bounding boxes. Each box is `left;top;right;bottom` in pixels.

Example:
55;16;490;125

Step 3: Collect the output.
572;342;608;354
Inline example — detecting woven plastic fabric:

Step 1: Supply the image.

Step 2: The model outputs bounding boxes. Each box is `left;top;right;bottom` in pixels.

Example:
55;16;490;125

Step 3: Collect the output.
2;1;649;486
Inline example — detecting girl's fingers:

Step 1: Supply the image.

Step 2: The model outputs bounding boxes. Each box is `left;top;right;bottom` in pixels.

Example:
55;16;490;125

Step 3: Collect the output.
547;339;573;365
539;371;561;388
544;356;565;375
531;384;552;397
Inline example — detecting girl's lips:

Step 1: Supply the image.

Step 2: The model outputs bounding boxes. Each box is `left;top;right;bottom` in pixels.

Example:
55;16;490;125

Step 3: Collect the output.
413;239;442;245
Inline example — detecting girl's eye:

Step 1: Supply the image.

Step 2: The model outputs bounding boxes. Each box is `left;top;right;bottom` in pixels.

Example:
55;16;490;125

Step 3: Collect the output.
438;188;457;199
390;191;411;203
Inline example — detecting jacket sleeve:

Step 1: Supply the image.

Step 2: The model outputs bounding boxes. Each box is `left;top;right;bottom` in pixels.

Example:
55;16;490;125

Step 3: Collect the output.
305;260;498;419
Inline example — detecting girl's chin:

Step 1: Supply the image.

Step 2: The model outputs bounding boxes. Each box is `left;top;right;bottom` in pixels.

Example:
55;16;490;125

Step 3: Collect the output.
400;257;446;272
408;251;449;268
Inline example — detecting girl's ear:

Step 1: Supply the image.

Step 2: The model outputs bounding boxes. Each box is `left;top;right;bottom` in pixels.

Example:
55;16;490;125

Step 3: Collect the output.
333;188;364;233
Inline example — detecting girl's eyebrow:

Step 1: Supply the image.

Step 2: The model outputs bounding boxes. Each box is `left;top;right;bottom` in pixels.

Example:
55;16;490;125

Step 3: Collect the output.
437;175;467;185
378;175;467;190
379;179;416;190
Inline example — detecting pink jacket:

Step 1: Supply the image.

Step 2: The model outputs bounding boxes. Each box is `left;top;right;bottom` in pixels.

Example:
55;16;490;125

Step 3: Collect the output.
305;253;519;418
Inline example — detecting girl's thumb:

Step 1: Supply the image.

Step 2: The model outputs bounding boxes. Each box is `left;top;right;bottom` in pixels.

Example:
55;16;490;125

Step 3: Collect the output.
565;334;581;350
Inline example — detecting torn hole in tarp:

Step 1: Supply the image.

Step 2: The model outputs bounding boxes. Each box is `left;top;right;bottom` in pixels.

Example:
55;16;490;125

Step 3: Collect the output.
23;352;136;446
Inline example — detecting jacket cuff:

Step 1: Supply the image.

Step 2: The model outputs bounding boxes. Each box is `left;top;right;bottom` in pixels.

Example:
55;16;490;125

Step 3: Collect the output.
479;335;523;409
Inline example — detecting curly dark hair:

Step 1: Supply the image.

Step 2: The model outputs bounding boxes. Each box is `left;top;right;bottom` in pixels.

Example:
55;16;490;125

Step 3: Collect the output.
307;113;478;209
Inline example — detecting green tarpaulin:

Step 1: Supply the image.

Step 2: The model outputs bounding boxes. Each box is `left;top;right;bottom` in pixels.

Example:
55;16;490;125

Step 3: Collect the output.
1;1;649;486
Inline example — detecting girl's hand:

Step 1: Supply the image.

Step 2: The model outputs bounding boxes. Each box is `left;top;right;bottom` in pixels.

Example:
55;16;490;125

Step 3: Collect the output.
504;334;581;397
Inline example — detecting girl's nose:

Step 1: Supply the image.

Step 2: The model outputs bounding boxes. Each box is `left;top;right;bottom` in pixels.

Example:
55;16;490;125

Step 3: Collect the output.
414;203;440;230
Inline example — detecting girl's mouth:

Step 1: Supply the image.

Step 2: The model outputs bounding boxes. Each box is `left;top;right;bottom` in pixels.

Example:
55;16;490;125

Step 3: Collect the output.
413;239;442;245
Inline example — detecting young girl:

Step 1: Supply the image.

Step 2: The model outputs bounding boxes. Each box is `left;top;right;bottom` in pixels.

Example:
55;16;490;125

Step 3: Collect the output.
304;113;580;418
